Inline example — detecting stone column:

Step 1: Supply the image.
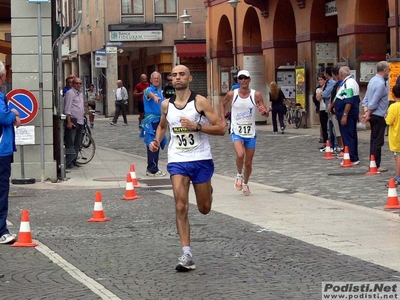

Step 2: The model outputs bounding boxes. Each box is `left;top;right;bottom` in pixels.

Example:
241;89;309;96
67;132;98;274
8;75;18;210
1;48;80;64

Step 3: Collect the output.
106;49;118;117
11;0;57;180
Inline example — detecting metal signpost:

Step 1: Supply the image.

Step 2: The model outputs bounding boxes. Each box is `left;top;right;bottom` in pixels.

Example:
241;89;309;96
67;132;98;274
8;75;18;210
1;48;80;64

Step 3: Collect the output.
27;0;50;182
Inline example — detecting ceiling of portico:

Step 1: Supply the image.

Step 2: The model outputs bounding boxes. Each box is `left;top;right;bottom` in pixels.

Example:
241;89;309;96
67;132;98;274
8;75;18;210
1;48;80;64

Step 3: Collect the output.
0;0;10;22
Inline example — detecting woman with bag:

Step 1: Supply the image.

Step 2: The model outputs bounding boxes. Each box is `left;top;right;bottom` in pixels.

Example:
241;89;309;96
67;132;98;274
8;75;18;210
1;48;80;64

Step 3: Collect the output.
269;81;287;134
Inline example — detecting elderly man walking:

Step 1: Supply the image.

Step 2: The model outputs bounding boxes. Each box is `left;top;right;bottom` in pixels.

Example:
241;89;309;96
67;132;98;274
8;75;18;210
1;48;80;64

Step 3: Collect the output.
110;80;128;126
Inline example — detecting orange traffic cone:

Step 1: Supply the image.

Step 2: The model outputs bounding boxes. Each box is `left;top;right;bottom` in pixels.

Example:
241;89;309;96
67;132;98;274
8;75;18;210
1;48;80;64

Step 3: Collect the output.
121;173;141;200
340;146;353;167
88;191;110;222
323;140;335;160
384;178;400;209
12;209;38;247
129;164;141;188
366;155;380;175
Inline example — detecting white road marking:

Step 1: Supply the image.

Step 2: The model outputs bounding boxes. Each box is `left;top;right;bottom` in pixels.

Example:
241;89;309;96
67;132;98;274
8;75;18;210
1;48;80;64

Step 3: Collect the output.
288;134;312;139
35;241;121;300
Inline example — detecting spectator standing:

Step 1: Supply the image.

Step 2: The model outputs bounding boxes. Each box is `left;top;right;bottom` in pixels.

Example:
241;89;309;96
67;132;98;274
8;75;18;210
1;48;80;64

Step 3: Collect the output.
0;60;20;244
231;75;240;90
269;81;286;134
133;74;149;125
220;70;269;196
86;84;99;129
64;78;85;168
385;84;400;184
312;74;324;143
163;73;175;99
333;66;360;165
329;67;344;156
321;67;337;151
141;72;166;177
315;74;327;150
361;61;390;172
149;64;225;272
110;80;128;126
62;74;75;97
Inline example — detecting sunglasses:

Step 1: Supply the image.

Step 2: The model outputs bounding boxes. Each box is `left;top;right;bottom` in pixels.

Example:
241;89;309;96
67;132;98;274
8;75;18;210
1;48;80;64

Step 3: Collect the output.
238;76;250;80
74;82;82;85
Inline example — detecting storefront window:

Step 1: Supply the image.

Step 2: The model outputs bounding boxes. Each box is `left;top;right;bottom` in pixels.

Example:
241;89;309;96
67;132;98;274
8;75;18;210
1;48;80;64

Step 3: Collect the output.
121;0;144;14
155;0;176;14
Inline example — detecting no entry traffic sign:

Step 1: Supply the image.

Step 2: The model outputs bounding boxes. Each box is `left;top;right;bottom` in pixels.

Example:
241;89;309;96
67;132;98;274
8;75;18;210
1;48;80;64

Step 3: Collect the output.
6;89;39;125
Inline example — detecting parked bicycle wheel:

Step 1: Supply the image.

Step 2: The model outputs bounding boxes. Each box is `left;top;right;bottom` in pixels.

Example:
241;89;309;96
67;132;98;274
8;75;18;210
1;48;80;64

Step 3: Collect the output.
286;107;293;124
82;131;93;148
76;133;96;164
293;110;302;129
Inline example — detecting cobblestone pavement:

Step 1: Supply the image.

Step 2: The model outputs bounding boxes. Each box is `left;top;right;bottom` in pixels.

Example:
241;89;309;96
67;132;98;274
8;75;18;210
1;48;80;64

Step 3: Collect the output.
2;115;399;300
93;116;394;211
3;188;400;300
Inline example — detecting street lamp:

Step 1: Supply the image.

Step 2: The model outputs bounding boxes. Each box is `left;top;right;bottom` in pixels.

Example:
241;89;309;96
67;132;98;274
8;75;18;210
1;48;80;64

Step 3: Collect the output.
228;0;240;74
179;9;193;39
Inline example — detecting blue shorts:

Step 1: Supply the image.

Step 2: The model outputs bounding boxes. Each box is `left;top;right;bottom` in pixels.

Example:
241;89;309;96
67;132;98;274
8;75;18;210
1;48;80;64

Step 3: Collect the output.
231;132;257;149
167;160;214;184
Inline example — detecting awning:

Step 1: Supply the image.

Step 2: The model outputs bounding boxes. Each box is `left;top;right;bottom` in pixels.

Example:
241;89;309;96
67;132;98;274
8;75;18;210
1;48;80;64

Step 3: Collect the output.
175;43;206;58
0;39;11;55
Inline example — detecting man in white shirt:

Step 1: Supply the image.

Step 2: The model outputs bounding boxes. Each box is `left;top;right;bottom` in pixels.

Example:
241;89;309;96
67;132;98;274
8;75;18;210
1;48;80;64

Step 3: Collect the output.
110;80;128;126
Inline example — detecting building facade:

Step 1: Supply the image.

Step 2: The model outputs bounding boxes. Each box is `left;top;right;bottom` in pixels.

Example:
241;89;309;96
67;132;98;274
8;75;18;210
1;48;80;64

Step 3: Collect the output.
206;0;393;125
74;0;208;117
2;0;400;181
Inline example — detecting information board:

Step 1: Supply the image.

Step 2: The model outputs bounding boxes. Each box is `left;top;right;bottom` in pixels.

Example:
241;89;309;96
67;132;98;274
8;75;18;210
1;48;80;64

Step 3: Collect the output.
389;61;400;100
276;69;295;99
15;126;35;145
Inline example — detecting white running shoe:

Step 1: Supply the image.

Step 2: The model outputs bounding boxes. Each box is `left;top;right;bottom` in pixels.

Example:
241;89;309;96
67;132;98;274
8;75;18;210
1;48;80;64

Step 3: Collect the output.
175;254;196;272
242;184;251;196
234;175;243;191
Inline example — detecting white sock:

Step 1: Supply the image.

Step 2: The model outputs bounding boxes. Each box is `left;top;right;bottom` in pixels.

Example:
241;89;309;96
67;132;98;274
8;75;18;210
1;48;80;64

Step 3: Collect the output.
182;246;192;257
237;173;242;177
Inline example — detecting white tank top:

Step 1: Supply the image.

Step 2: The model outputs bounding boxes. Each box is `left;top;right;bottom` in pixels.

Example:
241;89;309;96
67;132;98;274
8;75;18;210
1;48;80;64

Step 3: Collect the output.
166;91;212;163
230;89;257;138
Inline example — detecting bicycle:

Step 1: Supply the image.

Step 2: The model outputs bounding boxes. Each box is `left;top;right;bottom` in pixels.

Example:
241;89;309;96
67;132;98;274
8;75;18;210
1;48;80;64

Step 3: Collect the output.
285;99;303;129
76;113;96;164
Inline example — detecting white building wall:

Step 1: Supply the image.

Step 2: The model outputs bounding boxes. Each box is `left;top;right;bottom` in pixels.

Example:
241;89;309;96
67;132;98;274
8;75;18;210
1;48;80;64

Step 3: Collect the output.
11;0;57;181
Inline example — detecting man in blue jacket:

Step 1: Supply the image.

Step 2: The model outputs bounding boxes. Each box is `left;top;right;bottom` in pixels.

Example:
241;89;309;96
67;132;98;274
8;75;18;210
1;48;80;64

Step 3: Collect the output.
0;61;21;244
140;71;167;177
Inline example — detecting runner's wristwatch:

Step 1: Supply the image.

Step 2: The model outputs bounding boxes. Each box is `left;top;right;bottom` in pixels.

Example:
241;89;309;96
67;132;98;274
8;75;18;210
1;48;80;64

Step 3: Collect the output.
196;123;202;132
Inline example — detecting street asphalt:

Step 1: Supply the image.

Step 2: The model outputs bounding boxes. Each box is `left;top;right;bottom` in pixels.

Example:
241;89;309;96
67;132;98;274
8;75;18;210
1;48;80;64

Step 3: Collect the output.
2;114;400;300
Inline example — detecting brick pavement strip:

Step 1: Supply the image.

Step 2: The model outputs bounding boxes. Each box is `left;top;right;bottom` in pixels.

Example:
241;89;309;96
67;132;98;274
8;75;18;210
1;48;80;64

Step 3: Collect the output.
2;187;400;300
93;116;396;210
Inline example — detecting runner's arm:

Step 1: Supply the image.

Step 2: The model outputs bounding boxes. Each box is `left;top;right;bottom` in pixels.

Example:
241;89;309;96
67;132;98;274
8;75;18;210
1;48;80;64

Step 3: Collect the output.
255;91;269;117
220;91;233;126
196;95;225;136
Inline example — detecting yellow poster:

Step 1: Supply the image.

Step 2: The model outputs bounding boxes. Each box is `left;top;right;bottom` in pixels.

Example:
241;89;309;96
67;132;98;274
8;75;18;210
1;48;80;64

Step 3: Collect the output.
295;68;306;109
389;61;400;101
